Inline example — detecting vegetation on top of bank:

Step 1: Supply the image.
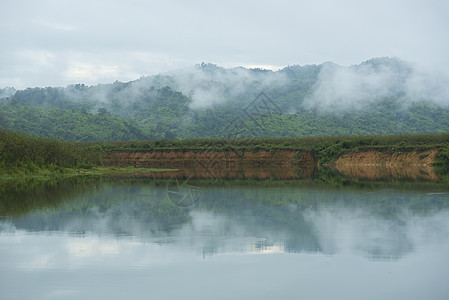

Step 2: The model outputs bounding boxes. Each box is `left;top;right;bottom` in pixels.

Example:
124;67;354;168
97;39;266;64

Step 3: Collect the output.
1;129;449;177
0;129;101;174
98;132;449;150
98;132;449;164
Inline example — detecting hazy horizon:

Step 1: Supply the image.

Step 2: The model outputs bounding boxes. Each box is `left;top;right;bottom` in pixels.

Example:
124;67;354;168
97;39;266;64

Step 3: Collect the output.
2;0;448;89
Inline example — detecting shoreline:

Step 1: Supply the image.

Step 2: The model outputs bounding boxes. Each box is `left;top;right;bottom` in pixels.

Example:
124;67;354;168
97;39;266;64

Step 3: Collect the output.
0;166;178;181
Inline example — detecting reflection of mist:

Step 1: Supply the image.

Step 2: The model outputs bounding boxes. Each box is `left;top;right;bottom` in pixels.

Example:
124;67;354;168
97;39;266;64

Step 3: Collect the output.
304;206;416;260
1;185;449;261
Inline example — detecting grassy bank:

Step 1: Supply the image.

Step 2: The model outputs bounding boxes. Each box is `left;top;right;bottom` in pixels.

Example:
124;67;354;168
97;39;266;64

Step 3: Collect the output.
97;132;449;165
1;129;449;178
0;129;179;179
0;129;101;171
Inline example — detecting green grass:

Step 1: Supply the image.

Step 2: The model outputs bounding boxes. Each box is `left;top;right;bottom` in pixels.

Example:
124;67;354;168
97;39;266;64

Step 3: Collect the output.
97;133;449;164
2;128;449;177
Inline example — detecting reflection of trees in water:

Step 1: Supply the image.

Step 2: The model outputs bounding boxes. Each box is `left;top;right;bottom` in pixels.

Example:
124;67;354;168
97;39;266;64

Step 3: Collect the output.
2;178;449;261
198;190;320;254
0;177;103;217
6;185;190;236
197;188;449;260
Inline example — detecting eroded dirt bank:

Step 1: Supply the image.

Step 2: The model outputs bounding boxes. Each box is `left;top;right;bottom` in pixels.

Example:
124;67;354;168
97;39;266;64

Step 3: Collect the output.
103;148;441;181
103;149;317;168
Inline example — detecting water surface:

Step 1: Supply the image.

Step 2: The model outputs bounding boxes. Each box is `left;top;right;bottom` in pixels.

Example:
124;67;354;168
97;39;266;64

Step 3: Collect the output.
1;177;449;299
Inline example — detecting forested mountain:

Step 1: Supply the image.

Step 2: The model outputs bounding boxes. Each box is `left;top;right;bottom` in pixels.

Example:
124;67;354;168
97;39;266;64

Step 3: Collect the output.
1;57;449;141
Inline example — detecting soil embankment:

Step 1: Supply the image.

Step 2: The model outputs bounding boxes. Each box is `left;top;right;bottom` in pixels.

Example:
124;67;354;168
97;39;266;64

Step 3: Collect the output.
103;148;440;181
103;149;316;168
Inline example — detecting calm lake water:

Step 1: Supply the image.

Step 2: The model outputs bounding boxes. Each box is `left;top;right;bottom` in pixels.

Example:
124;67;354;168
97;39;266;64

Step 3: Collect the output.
1;175;449;300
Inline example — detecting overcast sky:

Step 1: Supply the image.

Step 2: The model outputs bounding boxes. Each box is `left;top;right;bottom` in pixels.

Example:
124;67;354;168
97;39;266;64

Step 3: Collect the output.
1;0;448;89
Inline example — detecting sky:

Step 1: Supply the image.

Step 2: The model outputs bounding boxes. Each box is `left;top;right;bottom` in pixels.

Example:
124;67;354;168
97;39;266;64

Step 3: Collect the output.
1;0;448;89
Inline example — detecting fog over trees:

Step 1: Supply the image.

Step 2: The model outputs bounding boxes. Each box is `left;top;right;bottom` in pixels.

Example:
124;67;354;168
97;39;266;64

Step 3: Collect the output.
1;58;449;141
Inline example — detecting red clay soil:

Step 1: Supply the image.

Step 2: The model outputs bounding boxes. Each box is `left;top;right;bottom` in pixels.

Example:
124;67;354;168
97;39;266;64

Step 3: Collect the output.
103;149;317;168
103;148;440;181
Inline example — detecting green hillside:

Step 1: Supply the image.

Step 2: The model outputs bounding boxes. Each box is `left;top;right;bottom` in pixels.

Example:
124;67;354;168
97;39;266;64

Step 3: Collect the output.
1;58;449;141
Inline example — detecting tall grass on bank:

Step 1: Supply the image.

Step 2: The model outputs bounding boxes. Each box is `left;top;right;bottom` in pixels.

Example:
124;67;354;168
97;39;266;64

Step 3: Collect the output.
2;129;449;175
0;129;101;174
97;133;449;151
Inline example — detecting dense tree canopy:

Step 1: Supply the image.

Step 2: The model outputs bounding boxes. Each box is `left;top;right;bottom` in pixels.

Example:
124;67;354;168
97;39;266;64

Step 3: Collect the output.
1;58;449;141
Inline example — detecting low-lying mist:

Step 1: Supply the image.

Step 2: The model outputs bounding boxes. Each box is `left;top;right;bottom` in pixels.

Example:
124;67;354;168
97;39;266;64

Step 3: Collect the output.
4;57;449;113
304;57;449;112
3;57;449;141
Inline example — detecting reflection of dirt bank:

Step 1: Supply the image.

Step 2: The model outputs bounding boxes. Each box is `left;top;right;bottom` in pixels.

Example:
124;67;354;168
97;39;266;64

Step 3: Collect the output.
124;166;315;180
104;149;318;180
333;150;438;181
334;164;437;181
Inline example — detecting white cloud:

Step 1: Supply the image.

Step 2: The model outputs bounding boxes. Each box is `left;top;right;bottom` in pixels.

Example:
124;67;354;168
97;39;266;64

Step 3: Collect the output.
240;64;285;71
1;0;448;88
65;63;120;82
30;19;77;32
304;58;449;112
18;50;56;67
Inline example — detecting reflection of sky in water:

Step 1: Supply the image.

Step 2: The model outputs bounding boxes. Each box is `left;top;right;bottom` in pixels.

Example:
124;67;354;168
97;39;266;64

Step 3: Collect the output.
1;185;449;299
2;208;449;260
3;187;449;260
